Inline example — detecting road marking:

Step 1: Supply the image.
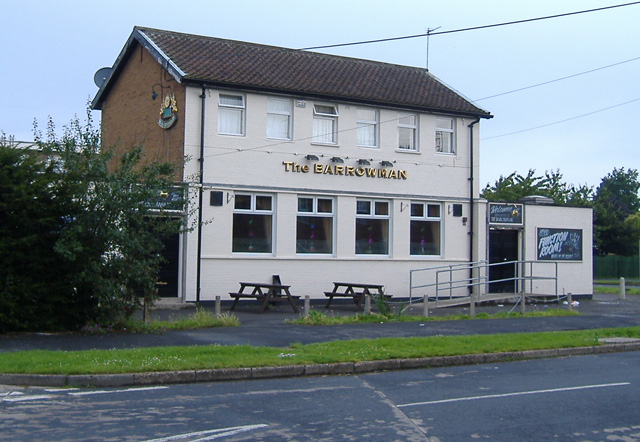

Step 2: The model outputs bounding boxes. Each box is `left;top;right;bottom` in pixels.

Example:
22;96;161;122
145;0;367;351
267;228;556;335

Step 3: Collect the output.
141;425;269;442
397;382;631;408
68;386;169;396
2;395;52;402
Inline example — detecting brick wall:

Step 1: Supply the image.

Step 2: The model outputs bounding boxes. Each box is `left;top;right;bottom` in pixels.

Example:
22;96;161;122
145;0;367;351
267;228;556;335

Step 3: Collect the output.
100;42;186;179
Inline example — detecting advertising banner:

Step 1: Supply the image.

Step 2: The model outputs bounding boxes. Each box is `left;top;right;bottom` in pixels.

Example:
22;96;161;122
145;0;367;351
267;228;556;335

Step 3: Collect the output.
537;228;583;261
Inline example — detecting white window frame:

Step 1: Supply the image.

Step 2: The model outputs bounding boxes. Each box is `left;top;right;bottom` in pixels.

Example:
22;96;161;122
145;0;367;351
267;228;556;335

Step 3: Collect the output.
218;93;245;136
409;202;442;256
312;103;339;144
398;112;418;151
232;193;274;254
266;97;293;140
296;196;335;255
356;107;378;148
436;116;456;154
355;199;391;256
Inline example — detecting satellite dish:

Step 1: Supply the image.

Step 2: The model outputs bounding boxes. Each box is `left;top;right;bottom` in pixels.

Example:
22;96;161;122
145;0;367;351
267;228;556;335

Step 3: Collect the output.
93;67;112;88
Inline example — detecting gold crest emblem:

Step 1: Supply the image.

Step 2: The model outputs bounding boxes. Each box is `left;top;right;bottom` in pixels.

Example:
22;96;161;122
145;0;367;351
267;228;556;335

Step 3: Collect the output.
158;93;178;129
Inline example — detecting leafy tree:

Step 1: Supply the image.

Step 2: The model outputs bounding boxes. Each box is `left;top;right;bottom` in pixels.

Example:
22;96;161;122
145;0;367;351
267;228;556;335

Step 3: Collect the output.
593;167;640;256
481;169;592;206
0;137;79;332
0;113;185;332
624;213;640;244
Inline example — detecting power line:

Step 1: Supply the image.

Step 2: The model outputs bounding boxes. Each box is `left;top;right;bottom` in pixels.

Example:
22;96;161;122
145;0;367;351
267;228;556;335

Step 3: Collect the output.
481;97;640;140
474;56;640;101
299;2;640;51
204;115;407;159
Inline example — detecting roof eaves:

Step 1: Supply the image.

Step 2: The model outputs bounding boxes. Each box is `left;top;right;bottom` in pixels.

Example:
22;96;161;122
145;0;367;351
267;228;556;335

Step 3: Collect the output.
180;78;493;119
135;28;186;80
91;27;186;110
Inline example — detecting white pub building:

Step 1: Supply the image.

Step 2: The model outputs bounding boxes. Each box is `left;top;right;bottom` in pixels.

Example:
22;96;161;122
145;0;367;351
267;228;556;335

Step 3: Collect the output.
92;27;592;306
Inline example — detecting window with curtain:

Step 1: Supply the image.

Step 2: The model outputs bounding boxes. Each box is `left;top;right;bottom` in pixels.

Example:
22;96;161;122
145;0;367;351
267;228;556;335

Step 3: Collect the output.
296;196;334;254
410;202;441;256
398;113;418;151
232;193;273;253
312;104;338;144
266;97;292;139
218;93;245;136
436;117;455;154
355;199;390;255
356;108;378;148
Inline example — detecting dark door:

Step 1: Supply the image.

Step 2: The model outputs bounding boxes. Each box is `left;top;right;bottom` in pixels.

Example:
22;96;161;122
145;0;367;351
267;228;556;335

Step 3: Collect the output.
157;233;180;297
488;229;519;293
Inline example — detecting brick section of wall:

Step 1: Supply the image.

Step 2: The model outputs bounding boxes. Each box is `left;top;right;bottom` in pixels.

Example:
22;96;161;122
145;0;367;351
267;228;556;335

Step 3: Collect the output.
100;42;186;179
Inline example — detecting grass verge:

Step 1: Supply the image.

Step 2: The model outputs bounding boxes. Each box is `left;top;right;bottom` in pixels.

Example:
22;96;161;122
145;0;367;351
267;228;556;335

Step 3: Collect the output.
129;310;239;333
1;326;638;375
593;286;640;296
289;308;577;325
82;309;240;334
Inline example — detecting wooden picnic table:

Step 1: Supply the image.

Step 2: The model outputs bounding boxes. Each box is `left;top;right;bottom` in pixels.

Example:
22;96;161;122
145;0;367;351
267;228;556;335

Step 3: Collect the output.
229;282;300;313
324;282;390;308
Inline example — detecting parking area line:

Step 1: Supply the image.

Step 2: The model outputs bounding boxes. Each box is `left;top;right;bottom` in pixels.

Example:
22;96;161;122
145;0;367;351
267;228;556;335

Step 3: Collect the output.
68;386;169;396
141;424;269;442
397;382;631;408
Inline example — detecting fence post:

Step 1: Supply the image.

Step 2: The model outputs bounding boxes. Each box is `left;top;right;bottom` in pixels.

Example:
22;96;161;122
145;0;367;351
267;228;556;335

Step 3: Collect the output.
423;295;429;318
470;293;475;317
520;292;526;314
215;296;221;315
619;277;626;300
364;294;371;315
304;295;310;318
568;293;572;311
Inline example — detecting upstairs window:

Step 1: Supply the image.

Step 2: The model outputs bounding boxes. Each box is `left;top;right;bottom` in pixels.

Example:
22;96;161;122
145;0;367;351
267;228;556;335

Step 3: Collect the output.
436;117;455;154
218;94;245;136
266;98;292;140
312;104;338;144
356;108;378;148
398;113;418;151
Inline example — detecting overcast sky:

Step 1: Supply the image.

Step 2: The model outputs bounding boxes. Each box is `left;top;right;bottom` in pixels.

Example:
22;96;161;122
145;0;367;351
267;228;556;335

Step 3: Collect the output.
2;0;638;189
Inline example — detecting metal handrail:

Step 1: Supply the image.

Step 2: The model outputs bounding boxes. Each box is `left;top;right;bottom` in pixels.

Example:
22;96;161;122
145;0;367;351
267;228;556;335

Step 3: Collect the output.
409;261;487;304
410;260;558;306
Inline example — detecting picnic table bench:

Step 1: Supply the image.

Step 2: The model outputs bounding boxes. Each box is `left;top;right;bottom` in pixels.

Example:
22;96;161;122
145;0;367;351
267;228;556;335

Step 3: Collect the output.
324;282;391;308
229;282;300;313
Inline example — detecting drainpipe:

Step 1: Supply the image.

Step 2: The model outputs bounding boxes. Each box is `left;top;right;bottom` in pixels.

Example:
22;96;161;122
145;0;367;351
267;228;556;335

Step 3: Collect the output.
196;86;206;303
468;118;480;293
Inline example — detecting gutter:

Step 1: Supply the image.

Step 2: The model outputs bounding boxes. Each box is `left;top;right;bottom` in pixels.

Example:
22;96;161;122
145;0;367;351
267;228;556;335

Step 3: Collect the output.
468;118;480;293
196;86;206;303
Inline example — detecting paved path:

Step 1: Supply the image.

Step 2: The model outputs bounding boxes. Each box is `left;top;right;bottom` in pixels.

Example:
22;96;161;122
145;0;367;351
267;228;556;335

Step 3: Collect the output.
1;294;639;353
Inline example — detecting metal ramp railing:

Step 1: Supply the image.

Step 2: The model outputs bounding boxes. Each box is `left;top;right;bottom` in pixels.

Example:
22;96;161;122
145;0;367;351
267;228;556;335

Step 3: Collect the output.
409;260;559;309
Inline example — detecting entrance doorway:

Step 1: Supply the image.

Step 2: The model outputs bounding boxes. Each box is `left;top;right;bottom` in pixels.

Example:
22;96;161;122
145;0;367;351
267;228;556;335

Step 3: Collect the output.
488;229;519;293
157;233;180;298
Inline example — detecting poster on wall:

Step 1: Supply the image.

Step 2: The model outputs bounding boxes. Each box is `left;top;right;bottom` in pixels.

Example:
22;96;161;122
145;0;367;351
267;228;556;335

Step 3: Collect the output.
489;203;523;225
537;228;583;261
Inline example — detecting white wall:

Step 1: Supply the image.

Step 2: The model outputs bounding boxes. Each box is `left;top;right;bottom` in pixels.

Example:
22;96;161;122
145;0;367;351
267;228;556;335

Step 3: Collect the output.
181;86;484;301
522;204;593;296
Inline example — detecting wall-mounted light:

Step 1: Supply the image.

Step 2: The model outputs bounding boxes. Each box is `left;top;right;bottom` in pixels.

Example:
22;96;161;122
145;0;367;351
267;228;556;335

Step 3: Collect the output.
305;154;319;161
331;156;344;163
151;83;172;100
358;159;370;165
380;160;393;167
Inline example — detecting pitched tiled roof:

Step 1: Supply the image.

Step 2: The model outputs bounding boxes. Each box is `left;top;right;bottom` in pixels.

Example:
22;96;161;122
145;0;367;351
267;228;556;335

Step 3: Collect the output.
98;27;491;118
